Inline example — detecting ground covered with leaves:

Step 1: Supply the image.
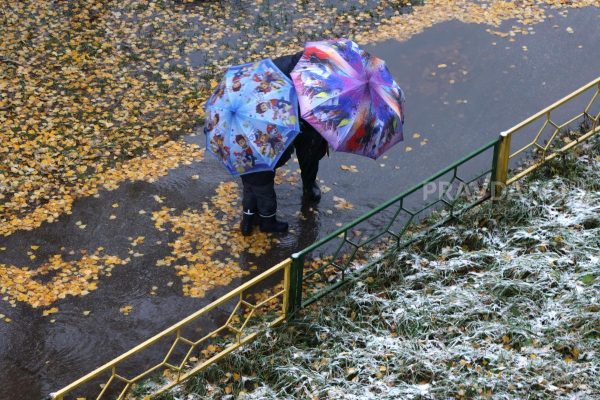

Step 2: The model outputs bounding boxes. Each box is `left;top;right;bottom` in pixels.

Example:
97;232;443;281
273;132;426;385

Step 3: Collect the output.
149;142;600;399
2;0;598;309
2;0;598;238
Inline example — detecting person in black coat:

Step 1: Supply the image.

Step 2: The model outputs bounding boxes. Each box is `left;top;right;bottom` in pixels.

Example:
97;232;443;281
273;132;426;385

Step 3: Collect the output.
272;52;329;203
238;52;328;236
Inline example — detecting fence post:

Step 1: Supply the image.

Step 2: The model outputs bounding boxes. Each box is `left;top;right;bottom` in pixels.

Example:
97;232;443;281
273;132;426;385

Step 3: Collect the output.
288;253;304;317
491;131;512;199
282;258;292;319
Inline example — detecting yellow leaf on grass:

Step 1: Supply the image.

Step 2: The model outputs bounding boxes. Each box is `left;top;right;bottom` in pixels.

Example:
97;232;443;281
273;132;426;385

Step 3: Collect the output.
571;347;580;360
206;344;217;353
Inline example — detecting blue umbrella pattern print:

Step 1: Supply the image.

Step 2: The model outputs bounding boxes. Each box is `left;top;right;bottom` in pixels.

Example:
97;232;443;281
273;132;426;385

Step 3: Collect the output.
204;59;300;176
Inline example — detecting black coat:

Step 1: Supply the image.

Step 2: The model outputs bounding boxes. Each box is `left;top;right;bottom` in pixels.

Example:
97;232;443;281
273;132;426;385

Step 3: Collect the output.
272;52;303;81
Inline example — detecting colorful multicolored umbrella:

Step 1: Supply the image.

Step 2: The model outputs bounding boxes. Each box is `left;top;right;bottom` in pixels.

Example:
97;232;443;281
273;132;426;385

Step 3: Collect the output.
204;59;300;176
291;39;405;159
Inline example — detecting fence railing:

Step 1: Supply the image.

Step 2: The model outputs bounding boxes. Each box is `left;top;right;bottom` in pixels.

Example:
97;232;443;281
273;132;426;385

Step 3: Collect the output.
51;76;599;399
50;259;291;400
290;139;498;311
500;77;600;186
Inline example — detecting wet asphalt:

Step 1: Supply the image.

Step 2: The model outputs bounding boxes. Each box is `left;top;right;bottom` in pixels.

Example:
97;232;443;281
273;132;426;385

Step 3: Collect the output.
0;6;599;399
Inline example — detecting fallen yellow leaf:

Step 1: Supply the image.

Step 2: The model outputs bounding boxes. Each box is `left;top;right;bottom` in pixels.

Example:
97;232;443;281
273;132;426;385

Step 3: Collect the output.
43;307;59;316
119;305;133;315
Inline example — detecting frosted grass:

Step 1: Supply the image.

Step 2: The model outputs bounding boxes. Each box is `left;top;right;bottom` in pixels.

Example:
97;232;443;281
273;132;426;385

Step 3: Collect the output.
155;143;599;400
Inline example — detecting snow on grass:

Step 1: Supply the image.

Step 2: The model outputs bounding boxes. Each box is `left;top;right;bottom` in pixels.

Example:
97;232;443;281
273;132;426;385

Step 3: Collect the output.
158;143;599;399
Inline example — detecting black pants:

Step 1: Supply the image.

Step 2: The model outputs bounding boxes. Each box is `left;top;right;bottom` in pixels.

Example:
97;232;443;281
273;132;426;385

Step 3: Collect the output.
294;121;328;187
241;172;277;217
240;144;293;216
240;123;326;216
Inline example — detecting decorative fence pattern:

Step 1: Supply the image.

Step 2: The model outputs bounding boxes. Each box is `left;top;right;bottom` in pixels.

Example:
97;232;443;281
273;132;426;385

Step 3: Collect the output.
50;259;291;399
51;76;600;399
501;77;600;186
289;139;497;311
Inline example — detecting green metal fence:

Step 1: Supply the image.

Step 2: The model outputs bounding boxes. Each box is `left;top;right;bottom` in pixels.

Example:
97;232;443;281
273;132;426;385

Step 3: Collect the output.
289;138;499;312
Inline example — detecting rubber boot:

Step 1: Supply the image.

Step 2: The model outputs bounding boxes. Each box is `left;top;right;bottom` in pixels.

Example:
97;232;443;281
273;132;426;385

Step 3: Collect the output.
240;210;256;236
302;181;322;203
259;214;288;233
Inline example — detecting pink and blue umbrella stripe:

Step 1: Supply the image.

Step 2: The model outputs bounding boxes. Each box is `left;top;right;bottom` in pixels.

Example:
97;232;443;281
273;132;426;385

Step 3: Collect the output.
204;59;300;176
291;39;405;159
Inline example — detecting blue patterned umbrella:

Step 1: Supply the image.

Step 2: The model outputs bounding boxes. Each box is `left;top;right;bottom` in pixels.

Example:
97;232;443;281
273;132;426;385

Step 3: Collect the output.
204;59;300;176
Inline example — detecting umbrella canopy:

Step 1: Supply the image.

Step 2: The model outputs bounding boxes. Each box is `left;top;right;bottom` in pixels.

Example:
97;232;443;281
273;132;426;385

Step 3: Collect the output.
204;59;300;176
291;39;405;159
